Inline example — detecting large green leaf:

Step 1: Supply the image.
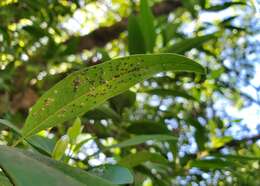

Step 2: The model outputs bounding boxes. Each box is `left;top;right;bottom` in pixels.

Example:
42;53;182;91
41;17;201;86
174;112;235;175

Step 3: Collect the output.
91;165;133;185
111;134;177;148
139;0;156;52
161;34;216;54
22;53;204;138
0;145;116;186
119;151;168;168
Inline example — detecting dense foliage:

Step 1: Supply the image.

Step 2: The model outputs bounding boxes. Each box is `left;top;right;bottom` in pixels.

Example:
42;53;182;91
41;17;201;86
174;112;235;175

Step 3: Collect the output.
0;0;259;185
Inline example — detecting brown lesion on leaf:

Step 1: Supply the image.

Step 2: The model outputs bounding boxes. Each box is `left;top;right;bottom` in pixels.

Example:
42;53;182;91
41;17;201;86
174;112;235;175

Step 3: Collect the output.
72;76;81;92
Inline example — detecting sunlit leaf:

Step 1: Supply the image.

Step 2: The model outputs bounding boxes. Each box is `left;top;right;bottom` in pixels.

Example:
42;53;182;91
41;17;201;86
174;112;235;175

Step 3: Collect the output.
52;135;69;160
67;117;82;144
22;53;204;138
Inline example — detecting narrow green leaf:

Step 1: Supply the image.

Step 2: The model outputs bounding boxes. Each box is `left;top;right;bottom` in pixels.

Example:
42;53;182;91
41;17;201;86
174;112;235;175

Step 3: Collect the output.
52;135;69;160
91;165;133;185
0;119;21;135
212;154;260;162
143;89;196;100
161;34;216;54
86;106;121;121
139;0;156;52
67;117;82;144
205;2;246;11
189;158;234;169
111;134;177;148
128;15;146;54
127;120;171;135
0;145;116;186
119;151;168;168
22;53;204;138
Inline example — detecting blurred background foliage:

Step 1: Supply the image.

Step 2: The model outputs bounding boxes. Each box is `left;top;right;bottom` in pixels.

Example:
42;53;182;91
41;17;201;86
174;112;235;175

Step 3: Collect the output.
0;0;260;185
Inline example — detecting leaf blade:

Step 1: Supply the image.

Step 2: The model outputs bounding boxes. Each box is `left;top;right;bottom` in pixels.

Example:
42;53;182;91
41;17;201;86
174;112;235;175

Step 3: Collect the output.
119;151;168;168
0;145;116;186
22;53;204;138
111;134;177;148
139;0;156;52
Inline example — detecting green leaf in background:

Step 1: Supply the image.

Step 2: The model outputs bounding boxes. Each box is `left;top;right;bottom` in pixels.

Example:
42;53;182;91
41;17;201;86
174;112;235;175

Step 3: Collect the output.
67;117;82;144
127;120;171;135
161;22;181;46
91;165;133;185
52;135;69;160
109;90;136;115
144;89;196;100
0;119;56;156
0;119;21;135
182;0;198;18
111;134;177;148
187;118;207;151
22;53;204;138
0;145;116;186
86;105;121;121
189;158;234;169
205;2;246;11
128;15;146;54
139;0;156;52
161;34;216;54
211;136;233;148
0;172;12;186
198;0;206;8
119;151;168;168
212;154;260;162
27;135;56;156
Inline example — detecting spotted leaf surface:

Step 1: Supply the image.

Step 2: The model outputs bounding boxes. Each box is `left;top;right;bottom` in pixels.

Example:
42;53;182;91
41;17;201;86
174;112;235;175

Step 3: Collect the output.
22;53;204;137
